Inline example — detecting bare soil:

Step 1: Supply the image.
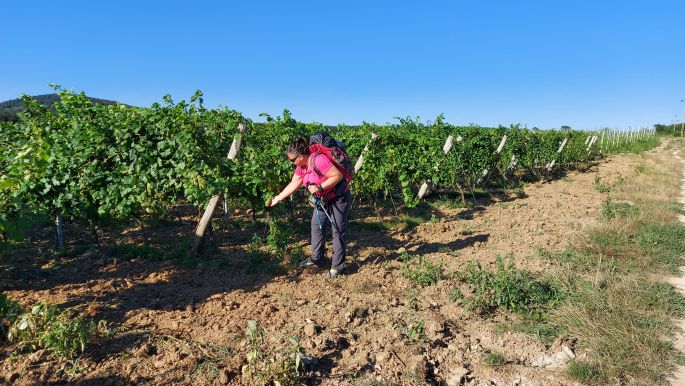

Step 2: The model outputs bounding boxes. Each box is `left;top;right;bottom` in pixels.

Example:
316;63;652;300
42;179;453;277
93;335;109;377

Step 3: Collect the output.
1;153;642;386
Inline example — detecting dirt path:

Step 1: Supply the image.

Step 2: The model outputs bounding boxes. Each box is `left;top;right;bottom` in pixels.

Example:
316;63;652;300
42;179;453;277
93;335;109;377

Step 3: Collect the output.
2;154;644;385
667;146;685;385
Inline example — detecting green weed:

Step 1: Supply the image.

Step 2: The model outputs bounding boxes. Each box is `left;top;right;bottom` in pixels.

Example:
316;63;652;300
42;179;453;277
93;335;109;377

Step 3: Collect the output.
601;200;636;219
593;172;611;193
394;315;427;343
494;319;564;347
266;220;293;256
5;299;101;360
407;288;419;311
400;254;443;287
242;320;305;386
483;351;505;367
458;255;561;316
636;222;685;273
449;288;464;303
567;360;606;385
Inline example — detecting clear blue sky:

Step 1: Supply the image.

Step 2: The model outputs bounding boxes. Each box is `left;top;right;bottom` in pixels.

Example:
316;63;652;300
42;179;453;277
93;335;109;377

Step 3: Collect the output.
1;1;684;129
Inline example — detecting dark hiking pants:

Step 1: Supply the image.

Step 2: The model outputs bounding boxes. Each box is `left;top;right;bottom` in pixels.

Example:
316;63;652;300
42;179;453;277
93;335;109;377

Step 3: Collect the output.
310;191;351;271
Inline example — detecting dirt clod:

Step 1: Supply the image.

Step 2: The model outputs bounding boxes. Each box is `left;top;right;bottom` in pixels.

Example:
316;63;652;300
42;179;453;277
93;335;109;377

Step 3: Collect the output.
304;323;320;337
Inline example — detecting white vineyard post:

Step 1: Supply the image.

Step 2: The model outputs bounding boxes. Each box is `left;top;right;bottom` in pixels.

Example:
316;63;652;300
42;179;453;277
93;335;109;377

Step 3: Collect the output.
546;137;568;171
354;132;378;174
193;122;247;253
223;196;229;220
418;134;455;200
477;134;508;184
587;135;598;153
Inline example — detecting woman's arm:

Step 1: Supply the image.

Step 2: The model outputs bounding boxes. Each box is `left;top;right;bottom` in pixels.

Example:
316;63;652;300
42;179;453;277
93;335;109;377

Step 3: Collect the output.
306;165;343;194
270;173;303;206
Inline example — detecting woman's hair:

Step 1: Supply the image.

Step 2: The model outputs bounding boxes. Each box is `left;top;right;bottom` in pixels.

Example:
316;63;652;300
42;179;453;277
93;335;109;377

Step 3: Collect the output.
286;137;310;157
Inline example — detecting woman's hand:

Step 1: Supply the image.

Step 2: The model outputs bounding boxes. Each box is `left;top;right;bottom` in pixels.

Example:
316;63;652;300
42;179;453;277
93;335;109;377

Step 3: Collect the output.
306;184;321;195
269;195;283;207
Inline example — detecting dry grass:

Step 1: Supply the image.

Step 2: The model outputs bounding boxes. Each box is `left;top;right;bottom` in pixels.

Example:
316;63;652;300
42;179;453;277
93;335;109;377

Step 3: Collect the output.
549;139;685;384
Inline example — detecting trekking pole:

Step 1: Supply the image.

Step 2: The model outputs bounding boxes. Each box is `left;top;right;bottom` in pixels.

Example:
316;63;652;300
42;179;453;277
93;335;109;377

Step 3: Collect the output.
307;183;343;235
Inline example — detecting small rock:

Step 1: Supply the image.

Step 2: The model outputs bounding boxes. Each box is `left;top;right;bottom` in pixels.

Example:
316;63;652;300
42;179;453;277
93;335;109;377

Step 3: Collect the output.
562;345;576;359
185;304;194;313
296;299;308;306
375;351;390;363
426;320;445;340
344;312;353;324
389;298;400;307
218;369;231;384
304;323;320;337
351;351;371;368
531;345;575;368
446;366;470;386
408;354;427;379
135;343;155;357
28;349;47;364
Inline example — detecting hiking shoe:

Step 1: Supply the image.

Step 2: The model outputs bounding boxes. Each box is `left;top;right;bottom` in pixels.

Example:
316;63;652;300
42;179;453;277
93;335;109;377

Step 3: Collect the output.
324;269;342;279
299;258;324;268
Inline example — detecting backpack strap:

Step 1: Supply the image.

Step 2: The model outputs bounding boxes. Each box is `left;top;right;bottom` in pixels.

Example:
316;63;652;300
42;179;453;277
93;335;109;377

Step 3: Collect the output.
310;152;324;178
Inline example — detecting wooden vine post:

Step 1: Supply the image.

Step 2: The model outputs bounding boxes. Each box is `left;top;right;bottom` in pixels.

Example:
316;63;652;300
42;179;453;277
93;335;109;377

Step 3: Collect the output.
55;214;65;251
192;122;247;253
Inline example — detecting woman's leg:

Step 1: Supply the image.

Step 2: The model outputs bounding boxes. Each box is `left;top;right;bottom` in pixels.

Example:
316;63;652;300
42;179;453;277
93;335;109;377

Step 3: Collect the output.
330;191;351;271
310;206;327;267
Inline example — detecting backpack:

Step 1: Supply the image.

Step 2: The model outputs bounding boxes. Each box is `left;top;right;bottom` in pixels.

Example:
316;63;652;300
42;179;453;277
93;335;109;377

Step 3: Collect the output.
308;132;353;184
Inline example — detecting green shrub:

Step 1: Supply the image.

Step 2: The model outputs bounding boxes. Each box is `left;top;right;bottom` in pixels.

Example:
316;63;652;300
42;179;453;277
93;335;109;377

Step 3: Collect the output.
459;255;561;316
0;293;23;337
7;301;97;359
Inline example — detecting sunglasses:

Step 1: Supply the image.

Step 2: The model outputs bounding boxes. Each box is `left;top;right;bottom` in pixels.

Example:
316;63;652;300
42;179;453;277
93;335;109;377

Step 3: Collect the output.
288;155;300;163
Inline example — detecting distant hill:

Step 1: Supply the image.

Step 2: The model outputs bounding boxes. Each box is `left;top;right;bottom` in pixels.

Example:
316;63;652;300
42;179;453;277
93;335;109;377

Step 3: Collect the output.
0;94;121;122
